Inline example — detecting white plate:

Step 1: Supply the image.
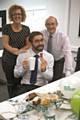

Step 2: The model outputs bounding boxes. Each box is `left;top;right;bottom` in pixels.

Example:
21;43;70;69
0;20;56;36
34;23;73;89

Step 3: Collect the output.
60;103;71;110
0;101;17;119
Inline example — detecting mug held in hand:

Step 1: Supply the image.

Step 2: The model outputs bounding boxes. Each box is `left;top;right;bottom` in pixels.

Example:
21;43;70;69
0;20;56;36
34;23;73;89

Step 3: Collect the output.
29;57;36;71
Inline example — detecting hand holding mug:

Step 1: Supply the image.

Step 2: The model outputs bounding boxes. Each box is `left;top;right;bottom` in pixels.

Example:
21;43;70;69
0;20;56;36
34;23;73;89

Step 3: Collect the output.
22;59;29;70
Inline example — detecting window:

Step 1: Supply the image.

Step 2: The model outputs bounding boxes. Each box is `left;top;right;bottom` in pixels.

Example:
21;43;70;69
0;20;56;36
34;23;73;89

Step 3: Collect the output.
0;10;6;49
0;10;6;32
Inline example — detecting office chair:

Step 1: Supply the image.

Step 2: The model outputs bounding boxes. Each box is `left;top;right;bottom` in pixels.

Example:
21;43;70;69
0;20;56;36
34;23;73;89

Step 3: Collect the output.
75;47;80;71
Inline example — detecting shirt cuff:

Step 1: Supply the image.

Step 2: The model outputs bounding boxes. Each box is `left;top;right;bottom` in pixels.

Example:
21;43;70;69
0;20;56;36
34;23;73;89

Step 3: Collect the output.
65;71;71;77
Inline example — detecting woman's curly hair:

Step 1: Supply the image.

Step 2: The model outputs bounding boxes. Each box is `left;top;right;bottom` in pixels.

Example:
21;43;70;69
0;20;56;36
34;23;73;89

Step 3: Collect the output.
8;4;26;22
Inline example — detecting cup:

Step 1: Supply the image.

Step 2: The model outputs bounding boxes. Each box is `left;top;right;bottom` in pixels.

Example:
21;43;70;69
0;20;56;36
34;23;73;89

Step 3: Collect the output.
29;57;35;71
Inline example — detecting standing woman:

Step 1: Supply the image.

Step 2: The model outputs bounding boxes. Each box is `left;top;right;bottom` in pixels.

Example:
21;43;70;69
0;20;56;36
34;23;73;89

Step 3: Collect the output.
2;4;30;98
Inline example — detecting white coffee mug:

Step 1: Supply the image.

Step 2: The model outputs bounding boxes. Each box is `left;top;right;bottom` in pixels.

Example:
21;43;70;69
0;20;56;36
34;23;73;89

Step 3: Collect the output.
29;57;35;71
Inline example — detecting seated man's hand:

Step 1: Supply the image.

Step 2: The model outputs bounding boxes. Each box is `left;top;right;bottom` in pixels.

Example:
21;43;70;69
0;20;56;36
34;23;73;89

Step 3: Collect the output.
40;63;47;72
40;53;47;72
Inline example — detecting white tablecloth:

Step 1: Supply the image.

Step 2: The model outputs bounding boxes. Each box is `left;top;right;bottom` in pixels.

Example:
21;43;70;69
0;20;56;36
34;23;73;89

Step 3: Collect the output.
0;71;80;120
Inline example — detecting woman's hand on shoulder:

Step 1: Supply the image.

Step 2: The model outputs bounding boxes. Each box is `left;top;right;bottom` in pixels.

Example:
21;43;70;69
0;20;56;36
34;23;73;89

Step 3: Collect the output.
17;43;32;55
17;48;27;54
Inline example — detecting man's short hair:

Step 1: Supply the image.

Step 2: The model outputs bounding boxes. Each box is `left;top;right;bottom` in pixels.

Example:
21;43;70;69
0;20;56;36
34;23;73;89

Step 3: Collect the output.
29;31;43;42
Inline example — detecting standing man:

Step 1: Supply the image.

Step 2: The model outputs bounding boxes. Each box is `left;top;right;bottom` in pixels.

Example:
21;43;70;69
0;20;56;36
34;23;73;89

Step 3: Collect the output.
42;16;73;81
14;31;54;95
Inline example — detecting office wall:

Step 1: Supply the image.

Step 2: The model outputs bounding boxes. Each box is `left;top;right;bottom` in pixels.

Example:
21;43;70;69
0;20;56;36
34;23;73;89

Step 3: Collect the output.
46;0;70;34
69;0;80;46
0;0;46;9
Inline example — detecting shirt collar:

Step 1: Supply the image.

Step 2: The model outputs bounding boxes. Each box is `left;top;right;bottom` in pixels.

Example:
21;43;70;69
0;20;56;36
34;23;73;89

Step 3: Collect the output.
47;29;58;38
30;48;43;56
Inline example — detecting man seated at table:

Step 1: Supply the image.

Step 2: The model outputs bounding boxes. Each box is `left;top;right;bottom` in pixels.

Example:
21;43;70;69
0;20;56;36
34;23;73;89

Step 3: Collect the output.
14;31;54;95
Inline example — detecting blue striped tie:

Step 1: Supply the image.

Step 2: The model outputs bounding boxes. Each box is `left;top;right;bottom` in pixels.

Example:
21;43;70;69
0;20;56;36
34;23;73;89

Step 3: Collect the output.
30;55;39;84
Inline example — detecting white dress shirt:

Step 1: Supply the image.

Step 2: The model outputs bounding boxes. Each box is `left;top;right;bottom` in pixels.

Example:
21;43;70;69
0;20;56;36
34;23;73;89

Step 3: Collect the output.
42;29;73;75
14;48;54;86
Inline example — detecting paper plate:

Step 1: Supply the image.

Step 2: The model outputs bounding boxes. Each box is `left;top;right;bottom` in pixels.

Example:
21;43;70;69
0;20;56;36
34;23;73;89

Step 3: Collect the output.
0;101;17;119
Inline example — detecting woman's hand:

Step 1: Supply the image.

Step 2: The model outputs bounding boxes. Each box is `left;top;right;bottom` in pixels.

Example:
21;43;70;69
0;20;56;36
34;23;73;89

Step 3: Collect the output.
16;48;27;55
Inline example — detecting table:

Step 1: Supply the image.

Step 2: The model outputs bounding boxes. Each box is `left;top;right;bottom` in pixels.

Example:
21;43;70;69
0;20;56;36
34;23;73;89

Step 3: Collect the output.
0;71;80;120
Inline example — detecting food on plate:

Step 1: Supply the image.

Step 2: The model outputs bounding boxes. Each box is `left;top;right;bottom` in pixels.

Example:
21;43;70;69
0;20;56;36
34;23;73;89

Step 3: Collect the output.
26;92;38;101
32;96;41;105
40;97;51;106
25;92;61;107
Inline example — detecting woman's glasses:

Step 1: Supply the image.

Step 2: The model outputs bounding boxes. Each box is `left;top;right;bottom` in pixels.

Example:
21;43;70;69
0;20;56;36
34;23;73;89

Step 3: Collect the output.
12;13;22;16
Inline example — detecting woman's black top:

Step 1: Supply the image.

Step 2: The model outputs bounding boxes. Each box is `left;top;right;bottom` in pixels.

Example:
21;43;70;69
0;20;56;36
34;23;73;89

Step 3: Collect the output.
2;24;30;64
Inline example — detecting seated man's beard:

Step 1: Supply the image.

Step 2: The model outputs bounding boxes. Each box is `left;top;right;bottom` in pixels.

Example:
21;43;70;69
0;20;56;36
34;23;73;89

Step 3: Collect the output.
35;45;44;52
